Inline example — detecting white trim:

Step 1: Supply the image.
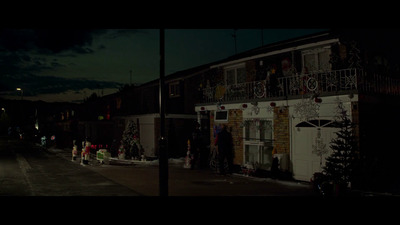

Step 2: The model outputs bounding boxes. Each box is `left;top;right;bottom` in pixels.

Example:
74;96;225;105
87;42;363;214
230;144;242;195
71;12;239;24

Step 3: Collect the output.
113;113;199;120
224;62;246;70
210;38;340;69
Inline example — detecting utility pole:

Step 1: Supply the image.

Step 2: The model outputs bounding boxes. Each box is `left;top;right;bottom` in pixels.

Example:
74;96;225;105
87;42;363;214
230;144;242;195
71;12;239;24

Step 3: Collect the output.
261;29;264;46
159;28;168;196
129;69;132;85
232;29;237;54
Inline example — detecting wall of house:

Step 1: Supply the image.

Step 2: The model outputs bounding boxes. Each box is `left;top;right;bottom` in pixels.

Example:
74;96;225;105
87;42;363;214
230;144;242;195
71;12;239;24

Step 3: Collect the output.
355;94;400;191
209;109;244;165
288;95;357;181
273;106;290;155
229;109;244;165
154;115;198;158
200;95;358;180
245;61;257;82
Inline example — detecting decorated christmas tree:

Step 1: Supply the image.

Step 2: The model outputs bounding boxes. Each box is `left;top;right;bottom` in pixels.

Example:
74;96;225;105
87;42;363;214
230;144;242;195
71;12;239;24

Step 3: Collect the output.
121;120;143;159
322;99;357;187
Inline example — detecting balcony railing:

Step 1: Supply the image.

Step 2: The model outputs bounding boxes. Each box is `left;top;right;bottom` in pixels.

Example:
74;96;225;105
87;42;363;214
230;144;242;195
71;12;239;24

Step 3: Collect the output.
200;68;400;104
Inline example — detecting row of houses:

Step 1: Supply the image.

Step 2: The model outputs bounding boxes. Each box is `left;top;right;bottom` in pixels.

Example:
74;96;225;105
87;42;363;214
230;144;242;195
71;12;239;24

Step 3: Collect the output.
52;29;400;192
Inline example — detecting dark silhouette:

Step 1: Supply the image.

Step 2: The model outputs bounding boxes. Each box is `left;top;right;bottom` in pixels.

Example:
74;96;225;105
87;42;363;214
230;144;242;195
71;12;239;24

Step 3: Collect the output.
271;156;280;179
214;124;233;175
191;122;205;169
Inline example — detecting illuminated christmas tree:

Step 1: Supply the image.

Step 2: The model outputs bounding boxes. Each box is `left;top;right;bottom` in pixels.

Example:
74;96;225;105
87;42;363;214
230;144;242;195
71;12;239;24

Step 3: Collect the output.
121;120;143;159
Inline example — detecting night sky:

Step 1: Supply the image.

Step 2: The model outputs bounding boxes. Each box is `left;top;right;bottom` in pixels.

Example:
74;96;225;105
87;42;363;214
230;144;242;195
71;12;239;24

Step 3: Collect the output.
0;29;327;103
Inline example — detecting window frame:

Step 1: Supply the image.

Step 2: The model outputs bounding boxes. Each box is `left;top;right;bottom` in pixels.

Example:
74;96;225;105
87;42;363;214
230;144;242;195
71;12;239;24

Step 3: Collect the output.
301;46;332;73
168;81;180;98
214;110;228;122
243;119;273;169
224;63;246;86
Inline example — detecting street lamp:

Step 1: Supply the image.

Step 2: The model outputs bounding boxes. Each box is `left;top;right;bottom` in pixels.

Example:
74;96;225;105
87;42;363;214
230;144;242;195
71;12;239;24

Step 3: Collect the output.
16;88;23;100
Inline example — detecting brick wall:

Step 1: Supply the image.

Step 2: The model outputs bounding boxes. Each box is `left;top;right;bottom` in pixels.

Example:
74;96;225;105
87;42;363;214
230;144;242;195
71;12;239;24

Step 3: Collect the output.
273;106;290;154
228;109;244;164
209;109;244;165
209;106;291;165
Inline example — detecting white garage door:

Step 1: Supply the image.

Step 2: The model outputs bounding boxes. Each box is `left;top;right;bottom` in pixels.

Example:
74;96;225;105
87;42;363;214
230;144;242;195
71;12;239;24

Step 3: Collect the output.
291;120;338;181
140;123;155;157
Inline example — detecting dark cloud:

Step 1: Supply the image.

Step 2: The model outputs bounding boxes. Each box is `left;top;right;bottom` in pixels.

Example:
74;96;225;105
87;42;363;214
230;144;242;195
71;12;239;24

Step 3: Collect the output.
35;29;94;53
0;51;55;76
71;46;94;54
0;30;121;98
0;29;99;54
104;29;142;39
0;73;122;97
97;44;106;50
0;29;135;79
0;29;36;52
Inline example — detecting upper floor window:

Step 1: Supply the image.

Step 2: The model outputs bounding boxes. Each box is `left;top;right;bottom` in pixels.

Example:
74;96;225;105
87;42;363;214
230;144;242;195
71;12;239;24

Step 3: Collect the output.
169;81;180;98
224;63;246;86
302;47;331;73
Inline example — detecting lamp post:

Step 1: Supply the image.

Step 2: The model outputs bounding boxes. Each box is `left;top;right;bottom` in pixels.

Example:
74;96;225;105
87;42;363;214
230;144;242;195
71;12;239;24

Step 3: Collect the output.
16;88;23;100
16;88;24;133
159;28;168;197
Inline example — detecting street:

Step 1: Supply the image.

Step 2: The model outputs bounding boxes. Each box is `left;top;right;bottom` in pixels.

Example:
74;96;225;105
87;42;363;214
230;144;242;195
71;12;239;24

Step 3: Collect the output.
1;137;395;225
0;136;140;196
0;136;319;197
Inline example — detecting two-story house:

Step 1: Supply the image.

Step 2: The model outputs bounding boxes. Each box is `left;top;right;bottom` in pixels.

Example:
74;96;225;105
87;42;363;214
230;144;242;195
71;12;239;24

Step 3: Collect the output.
194;29;400;191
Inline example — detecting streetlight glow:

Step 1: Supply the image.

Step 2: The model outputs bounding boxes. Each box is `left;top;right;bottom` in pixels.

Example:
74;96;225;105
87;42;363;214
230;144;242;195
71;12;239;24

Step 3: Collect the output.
16;88;23;100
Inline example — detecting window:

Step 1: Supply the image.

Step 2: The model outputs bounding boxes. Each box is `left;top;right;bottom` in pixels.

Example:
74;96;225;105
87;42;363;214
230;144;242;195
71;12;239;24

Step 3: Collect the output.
214;110;228;122
169;82;180;98
224;64;246;86
302;47;331;73
244;119;272;141
243;119;273;169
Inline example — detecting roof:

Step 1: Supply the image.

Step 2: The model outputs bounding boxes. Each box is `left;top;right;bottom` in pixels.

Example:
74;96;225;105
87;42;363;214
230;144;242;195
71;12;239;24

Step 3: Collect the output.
139;29;338;86
210;30;338;68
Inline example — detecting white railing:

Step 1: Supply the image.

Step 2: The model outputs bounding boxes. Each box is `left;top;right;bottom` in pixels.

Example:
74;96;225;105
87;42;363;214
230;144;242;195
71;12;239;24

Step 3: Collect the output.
200;68;400;103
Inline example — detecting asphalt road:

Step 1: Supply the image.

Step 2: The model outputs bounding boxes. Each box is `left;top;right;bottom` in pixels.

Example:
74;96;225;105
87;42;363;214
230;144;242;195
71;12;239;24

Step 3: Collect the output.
1;136;321;197
0;136;140;196
3;136;398;220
